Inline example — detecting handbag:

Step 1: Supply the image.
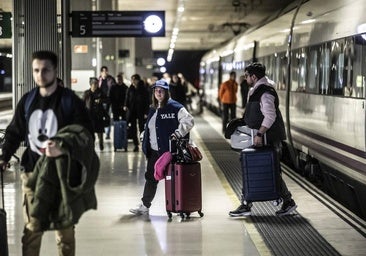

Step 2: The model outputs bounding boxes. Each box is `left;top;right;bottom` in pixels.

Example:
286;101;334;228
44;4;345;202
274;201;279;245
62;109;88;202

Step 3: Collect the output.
175;139;203;163
230;125;252;151
224;118;246;139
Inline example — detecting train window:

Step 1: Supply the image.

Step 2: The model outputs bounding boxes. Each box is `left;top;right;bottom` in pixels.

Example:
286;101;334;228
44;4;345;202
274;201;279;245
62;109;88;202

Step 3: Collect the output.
262;56;271;78
342;38;354;97
298;48;307;92
329;40;345;95
319;45;330;94
273;55;281;90
278;54;287;91
269;55;276;80
210;61;219;90
290;49;300;91
306;47;319;93
351;35;366;98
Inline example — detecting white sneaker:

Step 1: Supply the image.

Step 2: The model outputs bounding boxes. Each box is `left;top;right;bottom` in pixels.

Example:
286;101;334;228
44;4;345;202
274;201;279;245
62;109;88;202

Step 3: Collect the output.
129;203;149;215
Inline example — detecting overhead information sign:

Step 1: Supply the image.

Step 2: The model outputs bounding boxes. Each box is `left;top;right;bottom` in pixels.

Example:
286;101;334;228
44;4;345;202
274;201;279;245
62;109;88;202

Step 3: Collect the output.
0;12;12;39
71;11;165;37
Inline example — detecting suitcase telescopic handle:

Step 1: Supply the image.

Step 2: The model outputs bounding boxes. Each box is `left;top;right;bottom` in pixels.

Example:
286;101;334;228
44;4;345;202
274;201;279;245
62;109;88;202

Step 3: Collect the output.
169;138;179;155
250;129;267;146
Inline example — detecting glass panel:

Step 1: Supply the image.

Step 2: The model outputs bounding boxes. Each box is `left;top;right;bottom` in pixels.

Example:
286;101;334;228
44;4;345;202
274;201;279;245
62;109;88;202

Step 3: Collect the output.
320;45;330;94
278;54;288;91
298;49;307;92
329;40;344;95
291;50;299;91
343;38;353;97
307;47;319;92
353;35;366;98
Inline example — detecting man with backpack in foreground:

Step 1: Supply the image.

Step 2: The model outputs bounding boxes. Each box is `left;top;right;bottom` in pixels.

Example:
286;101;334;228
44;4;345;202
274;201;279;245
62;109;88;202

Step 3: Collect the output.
0;50;99;256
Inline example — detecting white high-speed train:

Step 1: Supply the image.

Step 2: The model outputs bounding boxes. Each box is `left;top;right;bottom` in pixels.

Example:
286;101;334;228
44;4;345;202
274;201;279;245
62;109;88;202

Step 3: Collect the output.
200;0;366;220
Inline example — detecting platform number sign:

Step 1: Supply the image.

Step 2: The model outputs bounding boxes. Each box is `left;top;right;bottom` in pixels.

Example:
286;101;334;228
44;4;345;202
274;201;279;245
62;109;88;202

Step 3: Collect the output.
0;12;12;39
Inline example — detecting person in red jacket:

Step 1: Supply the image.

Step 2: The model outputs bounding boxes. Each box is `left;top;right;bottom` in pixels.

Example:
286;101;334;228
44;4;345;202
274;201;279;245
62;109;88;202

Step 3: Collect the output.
219;71;238;133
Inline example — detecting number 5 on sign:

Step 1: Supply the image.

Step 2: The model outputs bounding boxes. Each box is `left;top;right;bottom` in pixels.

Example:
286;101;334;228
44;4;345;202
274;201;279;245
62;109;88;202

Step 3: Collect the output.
80;25;86;35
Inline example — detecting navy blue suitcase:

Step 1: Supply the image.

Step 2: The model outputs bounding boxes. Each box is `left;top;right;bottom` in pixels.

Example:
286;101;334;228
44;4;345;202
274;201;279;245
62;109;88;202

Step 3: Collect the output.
240;146;280;202
113;120;127;151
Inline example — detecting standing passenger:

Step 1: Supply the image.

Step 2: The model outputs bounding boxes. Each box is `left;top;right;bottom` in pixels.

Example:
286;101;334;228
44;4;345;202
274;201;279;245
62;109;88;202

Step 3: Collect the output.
124;74;149;152
110;73;128;121
0;50;97;255
169;74;187;107
83;77;108;151
219;71;238;133
239;75;249;108
229;62;297;217
129;79;194;215
98;66;116;139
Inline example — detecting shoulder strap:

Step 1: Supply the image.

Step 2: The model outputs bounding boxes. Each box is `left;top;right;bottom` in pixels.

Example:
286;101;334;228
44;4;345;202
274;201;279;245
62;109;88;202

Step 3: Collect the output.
61;88;74;123
24;87;74;123
24;88;38;121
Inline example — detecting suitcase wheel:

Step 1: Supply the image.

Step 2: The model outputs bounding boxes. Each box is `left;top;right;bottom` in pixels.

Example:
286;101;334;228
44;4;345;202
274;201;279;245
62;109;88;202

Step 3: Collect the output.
198;211;204;217
272;198;283;206
167;211;173;220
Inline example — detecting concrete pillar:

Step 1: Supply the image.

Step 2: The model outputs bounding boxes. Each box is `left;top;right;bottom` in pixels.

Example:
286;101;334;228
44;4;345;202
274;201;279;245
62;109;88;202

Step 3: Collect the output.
13;0;58;105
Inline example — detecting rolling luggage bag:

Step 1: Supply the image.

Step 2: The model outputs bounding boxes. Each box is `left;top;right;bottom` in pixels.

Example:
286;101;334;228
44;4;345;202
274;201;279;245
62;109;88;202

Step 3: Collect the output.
165;161;204;220
240;145;281;203
113;120;127;151
0;171;9;256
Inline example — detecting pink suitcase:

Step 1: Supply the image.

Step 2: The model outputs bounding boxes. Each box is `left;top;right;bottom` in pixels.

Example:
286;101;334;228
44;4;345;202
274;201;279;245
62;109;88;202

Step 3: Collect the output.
165;162;204;220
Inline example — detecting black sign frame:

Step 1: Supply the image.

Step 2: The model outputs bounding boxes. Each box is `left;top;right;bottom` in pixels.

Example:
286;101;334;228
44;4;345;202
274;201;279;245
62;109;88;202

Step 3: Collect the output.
71;11;165;37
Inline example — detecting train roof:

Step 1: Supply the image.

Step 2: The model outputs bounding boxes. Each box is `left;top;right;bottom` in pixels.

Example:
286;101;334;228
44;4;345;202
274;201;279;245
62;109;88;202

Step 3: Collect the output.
202;0;366;61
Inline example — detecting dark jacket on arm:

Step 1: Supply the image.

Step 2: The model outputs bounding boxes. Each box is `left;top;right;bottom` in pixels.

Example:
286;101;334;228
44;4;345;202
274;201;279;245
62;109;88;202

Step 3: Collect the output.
26;124;99;231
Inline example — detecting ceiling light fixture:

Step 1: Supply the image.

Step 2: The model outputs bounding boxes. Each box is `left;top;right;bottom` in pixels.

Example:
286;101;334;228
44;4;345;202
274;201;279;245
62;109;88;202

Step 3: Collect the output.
167;0;185;62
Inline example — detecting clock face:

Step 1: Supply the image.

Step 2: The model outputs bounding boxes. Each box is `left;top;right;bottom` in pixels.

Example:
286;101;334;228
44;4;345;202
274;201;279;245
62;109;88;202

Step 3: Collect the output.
144;15;163;33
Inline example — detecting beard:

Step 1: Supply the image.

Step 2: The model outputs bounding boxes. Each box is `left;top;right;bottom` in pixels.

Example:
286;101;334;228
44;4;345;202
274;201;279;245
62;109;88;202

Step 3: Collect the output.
41;78;56;88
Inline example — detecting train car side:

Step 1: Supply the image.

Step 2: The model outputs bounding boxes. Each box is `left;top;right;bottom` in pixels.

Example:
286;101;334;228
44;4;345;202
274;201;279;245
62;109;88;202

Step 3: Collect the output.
200;0;366;219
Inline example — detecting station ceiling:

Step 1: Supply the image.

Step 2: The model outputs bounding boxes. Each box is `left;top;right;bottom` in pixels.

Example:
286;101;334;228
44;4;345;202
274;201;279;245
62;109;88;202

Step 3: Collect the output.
0;0;298;52
118;0;298;51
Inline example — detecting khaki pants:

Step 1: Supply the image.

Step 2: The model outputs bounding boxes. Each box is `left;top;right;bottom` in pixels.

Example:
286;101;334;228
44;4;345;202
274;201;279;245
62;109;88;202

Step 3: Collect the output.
21;173;75;256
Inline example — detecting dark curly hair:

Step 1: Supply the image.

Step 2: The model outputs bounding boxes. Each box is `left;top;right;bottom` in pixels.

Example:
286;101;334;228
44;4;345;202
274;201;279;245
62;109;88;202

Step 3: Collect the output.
32;50;58;69
244;62;266;79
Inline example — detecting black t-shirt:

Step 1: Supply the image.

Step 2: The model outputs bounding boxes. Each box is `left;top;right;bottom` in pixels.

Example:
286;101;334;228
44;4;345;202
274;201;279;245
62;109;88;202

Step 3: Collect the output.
1;86;93;172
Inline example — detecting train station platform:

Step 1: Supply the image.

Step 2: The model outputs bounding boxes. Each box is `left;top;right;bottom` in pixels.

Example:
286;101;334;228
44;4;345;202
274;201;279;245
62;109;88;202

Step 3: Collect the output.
1;109;365;256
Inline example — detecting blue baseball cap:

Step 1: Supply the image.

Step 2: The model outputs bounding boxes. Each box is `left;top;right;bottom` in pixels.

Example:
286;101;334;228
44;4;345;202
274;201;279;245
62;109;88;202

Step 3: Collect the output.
153;79;169;90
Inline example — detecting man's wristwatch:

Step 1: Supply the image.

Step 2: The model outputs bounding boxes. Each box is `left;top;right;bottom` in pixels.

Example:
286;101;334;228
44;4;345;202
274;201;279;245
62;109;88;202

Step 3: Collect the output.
256;132;263;137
